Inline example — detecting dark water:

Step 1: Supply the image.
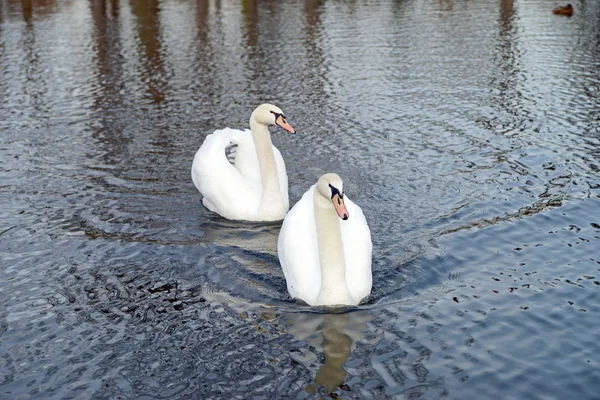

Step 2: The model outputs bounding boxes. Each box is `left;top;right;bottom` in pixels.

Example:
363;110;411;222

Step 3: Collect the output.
1;0;599;398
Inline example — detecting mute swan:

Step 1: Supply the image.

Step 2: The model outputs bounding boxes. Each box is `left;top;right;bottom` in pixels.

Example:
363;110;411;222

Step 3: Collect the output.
278;174;372;306
191;104;295;221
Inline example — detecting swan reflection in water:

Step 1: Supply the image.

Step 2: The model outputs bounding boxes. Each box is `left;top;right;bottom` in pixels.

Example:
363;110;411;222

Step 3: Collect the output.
285;311;374;395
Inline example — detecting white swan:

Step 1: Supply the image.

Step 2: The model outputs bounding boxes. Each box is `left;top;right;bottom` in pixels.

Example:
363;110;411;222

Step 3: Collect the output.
191;104;295;221
278;173;372;306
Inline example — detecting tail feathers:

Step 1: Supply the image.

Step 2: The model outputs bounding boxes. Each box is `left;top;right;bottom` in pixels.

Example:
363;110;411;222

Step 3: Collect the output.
198;128;250;156
229;129;252;145
201;129;233;151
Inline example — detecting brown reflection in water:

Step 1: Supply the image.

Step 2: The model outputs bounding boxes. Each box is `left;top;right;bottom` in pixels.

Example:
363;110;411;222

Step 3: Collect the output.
303;0;322;55
499;0;515;36
22;0;32;24
306;314;353;395
304;0;323;27
89;0;130;163
192;0;224;106
303;0;329;105
436;0;453;12
13;0;51;120
90;0;115;91
494;0;522;119
242;0;259;50
287;312;372;396
195;0;210;42
109;0;118;17
9;0;59;24
130;0;167;105
240;0;270;99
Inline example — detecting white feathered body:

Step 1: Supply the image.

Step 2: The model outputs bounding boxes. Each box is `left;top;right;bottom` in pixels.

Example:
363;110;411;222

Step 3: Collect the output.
191;128;289;221
277;185;372;306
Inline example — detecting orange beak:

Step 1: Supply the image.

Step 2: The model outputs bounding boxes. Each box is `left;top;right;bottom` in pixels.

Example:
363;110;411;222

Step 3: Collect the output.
332;193;349;220
275;115;295;134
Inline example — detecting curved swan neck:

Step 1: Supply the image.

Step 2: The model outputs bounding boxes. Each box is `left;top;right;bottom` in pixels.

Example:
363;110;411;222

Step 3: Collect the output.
250;118;282;206
314;189;351;305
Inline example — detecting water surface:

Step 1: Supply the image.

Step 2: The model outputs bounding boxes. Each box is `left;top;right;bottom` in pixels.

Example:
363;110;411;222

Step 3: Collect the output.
1;0;599;398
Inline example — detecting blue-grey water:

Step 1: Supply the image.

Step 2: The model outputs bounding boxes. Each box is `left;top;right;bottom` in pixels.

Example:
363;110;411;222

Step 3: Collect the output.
1;0;599;398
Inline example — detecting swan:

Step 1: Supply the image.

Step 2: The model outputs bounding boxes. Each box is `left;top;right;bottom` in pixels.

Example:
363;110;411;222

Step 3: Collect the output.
191;104;295;221
278;173;372;306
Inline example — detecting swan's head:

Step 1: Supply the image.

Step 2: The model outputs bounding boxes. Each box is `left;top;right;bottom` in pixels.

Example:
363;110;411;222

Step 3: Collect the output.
251;103;295;134
317;173;349;220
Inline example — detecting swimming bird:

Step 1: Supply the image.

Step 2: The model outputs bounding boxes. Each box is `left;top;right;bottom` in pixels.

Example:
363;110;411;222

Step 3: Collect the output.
553;4;573;16
278;173;372;306
191;104;295;221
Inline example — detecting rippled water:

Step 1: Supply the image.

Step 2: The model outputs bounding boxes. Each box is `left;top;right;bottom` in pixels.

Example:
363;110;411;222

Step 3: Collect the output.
1;0;599;398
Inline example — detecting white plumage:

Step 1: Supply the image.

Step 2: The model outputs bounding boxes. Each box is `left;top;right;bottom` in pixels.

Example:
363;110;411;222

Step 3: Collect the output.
278;174;372;306
191;104;294;222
